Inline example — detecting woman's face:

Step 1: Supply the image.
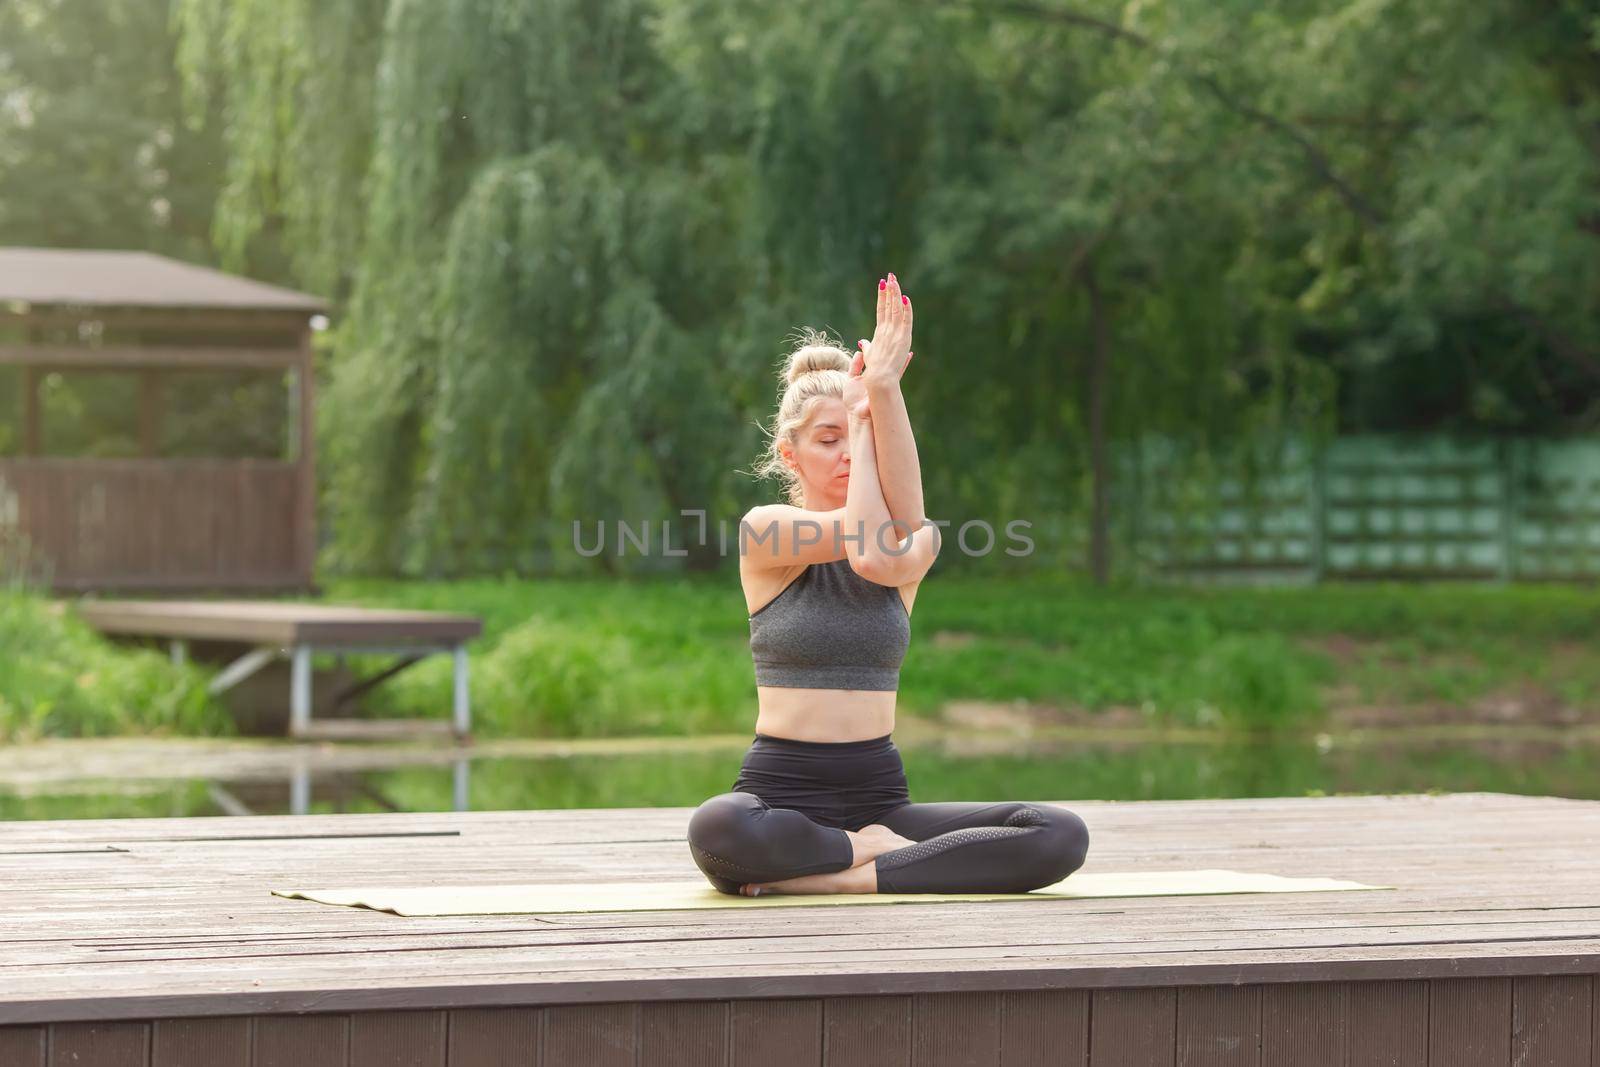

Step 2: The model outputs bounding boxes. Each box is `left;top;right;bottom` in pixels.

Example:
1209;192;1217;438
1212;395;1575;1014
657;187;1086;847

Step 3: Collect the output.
781;397;851;508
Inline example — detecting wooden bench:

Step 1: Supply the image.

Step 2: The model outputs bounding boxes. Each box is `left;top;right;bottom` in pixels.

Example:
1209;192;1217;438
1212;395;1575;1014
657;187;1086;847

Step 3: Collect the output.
74;600;483;739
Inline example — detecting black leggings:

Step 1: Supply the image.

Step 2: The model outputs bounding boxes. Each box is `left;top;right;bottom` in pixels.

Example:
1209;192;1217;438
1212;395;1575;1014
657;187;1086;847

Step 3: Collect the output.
687;734;1089;894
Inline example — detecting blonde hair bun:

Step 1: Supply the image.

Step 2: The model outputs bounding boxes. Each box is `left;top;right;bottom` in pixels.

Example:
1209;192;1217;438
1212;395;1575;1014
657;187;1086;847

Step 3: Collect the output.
784;343;851;385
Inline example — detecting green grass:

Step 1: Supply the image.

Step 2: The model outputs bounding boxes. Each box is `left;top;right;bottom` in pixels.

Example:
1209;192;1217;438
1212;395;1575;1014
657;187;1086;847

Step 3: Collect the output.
7;576;1598;740
325;574;1600;738
0;593;229;741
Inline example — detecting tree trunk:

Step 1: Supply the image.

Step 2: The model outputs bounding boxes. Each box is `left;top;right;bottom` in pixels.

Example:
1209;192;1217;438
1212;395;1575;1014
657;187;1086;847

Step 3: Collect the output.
1083;257;1112;586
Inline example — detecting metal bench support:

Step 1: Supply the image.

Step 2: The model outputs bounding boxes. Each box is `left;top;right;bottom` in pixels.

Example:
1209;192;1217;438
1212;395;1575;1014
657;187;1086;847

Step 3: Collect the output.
209;646;281;697
287;642;471;740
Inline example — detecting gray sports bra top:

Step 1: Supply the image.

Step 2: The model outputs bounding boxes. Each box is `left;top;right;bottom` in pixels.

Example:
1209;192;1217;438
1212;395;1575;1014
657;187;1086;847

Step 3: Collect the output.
747;558;911;691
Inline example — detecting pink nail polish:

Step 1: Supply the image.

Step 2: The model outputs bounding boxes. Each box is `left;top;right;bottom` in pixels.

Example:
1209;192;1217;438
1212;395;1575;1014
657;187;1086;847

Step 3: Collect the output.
902;295;909;305
879;280;886;290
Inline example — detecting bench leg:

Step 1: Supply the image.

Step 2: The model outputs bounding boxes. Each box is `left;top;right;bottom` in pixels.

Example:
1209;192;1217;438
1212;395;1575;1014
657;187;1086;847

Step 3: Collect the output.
290;644;314;737
452;644;471;738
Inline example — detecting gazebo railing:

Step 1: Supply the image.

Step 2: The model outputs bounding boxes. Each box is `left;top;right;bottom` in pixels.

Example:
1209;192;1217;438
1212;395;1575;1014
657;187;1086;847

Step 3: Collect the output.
0;457;307;590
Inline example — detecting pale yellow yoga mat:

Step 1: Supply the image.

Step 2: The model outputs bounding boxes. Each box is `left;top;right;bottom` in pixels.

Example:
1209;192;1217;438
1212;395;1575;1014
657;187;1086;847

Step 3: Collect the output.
273;869;1386;916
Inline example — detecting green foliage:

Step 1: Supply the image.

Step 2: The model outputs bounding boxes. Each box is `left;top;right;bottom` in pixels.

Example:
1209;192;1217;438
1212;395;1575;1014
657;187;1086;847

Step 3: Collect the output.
1190;634;1326;732
172;0;385;295
0;0;223;256
78;0;1600;576
0;594;229;740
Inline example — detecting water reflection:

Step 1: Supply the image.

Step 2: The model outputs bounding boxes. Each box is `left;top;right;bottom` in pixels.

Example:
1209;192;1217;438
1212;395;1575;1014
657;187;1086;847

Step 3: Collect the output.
269;757;469;815
2;729;1598;821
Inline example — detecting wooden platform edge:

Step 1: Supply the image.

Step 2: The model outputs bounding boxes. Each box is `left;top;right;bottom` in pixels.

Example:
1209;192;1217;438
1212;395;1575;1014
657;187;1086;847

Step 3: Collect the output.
5;951;1599;1027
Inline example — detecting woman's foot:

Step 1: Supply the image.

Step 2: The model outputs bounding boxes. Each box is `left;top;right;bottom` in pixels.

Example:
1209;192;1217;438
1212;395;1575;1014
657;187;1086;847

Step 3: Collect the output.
846;824;914;867
741;862;878;896
735;825;909;896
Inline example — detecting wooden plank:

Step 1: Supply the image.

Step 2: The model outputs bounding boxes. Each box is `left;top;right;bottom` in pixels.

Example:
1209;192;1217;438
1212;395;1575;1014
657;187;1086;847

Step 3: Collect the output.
72;598;481;645
46;573;308;594
0;459;303;589
1513;976;1592;1067
150;1017;248;1067
23;912;1600;974
446;1007;542;1067
294;719;457;742
1260;982;1344;1066
0;345;302;369
730;999;821;1066
639;1001;726;1066
7;937;1600;1024
349;1010;447;1067
0;796;1598;1026
0;308;314;333
1429;977;1512;1067
5;983;1591;1067
48;1021;149;1067
544;1004;636;1067
999;990;1088;1067
218;921;1600;973
1347;980;1426;1067
294;329;316;587
137;371;162;457
824;996;911;1067
1175;984;1258;1067
253;1015;348;1067
912;992;1001;1066
21;364;39;455
0;1026;45;1067
1089;988;1175;1067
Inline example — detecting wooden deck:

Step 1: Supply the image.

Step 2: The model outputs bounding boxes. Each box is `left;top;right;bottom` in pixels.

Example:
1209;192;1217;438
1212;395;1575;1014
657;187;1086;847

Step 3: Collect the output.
1;793;1597;1065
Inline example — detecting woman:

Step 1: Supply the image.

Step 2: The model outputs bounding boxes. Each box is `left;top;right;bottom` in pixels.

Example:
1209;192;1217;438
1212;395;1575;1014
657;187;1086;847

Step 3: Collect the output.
687;272;1089;896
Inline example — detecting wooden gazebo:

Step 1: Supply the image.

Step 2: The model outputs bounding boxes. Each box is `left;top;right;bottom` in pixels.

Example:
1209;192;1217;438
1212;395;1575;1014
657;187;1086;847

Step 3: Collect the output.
0;248;325;591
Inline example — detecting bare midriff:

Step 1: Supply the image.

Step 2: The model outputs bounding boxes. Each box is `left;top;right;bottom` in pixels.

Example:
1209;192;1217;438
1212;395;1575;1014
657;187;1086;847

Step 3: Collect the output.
754;686;896;743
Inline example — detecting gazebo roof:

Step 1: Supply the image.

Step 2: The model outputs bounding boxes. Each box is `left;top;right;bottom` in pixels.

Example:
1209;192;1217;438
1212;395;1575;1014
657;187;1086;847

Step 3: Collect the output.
0;247;326;313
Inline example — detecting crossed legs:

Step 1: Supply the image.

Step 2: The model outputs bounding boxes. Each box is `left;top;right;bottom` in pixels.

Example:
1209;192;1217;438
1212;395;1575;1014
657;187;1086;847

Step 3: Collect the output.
688;792;1089;895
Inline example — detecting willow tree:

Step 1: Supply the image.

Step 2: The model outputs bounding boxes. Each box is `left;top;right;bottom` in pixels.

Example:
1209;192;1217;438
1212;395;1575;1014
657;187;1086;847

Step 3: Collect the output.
173;0;1597;581
174;0;1340;578
0;0;223;256
179;0;765;574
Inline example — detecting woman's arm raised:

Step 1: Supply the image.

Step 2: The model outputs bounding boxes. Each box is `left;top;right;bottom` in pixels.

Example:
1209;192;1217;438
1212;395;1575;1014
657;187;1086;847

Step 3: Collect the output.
864;375;925;531
861;273;925;531
842;366;939;587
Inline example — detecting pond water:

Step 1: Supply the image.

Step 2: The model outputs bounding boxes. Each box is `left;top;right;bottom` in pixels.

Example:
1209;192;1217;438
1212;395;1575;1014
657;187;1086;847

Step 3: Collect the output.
2;729;1597;821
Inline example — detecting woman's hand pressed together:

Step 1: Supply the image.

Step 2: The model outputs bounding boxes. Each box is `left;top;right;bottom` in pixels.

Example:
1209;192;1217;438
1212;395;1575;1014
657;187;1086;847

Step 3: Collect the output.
859;271;914;385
